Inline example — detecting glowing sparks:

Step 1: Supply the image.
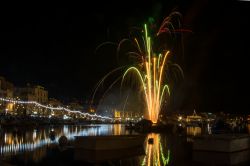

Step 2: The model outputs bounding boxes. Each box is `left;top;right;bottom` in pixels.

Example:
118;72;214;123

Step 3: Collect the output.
92;13;185;123
122;24;172;123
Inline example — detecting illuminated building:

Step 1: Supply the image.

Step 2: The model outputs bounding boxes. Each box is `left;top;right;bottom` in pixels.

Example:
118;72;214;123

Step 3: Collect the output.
68;101;84;111
49;98;62;106
49;98;63;118
15;84;48;104
68;101;84;118
186;110;202;124
0;76;14;114
0;76;14;98
114;110;121;119
14;84;48;115
112;109;143;121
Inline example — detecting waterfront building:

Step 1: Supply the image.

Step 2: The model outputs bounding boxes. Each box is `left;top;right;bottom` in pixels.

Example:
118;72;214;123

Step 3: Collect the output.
112;109;143;122
186;110;202;126
0;76;14;114
68;101;84;118
48;98;63;118
14;84;48;116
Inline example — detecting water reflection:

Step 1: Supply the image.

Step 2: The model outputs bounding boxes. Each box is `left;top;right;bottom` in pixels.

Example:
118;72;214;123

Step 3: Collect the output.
0;124;132;160
186;126;202;142
0;125;200;165
141;133;170;166
186;127;201;137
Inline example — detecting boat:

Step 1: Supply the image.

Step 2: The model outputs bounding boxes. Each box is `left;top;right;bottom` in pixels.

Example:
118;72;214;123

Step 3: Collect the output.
193;134;250;152
192;134;250;165
74;135;146;162
74;135;146;150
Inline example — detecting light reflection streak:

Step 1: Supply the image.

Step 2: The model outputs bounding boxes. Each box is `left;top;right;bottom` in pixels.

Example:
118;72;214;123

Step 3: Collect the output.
142;133;170;166
186;127;201;137
0;124;124;157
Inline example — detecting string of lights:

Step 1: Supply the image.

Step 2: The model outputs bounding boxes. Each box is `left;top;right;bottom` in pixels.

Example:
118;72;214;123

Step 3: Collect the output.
0;97;112;120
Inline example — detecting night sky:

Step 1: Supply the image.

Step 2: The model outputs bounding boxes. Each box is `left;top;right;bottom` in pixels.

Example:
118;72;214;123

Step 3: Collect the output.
0;1;249;113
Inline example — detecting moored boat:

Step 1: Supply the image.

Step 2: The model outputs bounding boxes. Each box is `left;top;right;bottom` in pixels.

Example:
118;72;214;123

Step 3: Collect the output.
74;134;146;150
74;135;146;162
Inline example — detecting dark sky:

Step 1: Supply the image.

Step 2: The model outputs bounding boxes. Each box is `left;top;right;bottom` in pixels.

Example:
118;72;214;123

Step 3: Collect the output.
0;1;249;113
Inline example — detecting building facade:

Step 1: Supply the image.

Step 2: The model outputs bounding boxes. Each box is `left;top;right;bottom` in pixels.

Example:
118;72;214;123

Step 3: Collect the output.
15;85;48;104
49;98;63;118
0;76;14;114
113;109;143;122
14;84;49;115
0;76;14;98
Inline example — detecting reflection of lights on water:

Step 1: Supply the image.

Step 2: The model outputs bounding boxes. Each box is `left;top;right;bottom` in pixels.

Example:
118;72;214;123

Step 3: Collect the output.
160;141;170;166
0;139;52;156
4;133;7;143
186;127;201;136
207;123;212;135
0;125;125;157
142;133;170;166
63;126;68;134
114;124;121;135
33;130;37;140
